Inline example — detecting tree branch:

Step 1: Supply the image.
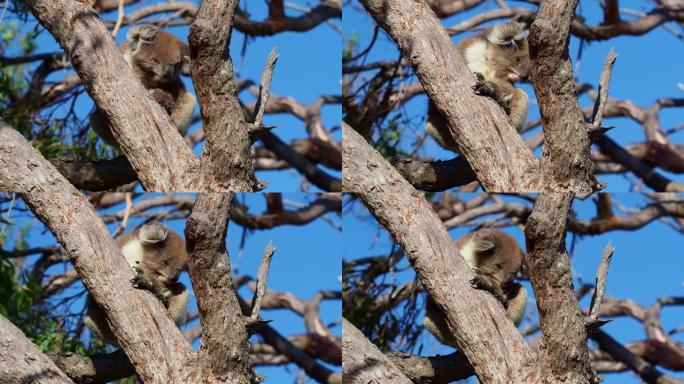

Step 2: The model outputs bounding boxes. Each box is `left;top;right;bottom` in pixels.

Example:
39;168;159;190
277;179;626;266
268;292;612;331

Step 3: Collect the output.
185;192;252;383
0;315;73;383
357;0;541;192
528;0;599;193
189;0;261;191
0;124;196;382
524;193;596;383
23;0;199;191
342;122;539;382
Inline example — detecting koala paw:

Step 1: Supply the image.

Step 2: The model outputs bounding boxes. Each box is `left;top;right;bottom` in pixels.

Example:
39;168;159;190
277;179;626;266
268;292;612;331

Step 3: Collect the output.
131;274;154;290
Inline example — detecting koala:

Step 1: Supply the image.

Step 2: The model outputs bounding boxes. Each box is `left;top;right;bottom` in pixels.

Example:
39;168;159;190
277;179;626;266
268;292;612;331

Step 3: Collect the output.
90;24;196;150
85;223;188;345
425;21;531;153
423;228;528;348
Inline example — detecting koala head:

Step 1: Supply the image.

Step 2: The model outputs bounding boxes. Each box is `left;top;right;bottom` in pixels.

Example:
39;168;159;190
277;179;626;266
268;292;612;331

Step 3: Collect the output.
126;25;189;88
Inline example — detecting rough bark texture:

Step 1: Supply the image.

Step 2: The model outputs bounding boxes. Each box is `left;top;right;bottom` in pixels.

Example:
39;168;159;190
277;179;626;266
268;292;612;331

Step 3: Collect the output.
0;126;197;383
0;315;73;384
524;193;595;383
342;122;540;383
357;0;542;192
391;156;477;191
23;0;200;191
189;0;260;191
342;319;413;384
385;351;474;384
47;349;134;384
185;193;252;383
528;0;599;193
50;156;137;191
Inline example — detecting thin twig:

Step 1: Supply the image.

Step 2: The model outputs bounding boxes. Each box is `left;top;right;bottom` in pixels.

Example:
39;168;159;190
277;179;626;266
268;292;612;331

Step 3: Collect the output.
253;49;279;128
111;0;126;38
589;242;615;321
592;48;618;128
111;193;133;237
250;242;277;320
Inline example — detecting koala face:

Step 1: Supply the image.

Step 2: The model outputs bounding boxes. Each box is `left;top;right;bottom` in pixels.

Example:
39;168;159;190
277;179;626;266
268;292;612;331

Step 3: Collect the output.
126;25;188;87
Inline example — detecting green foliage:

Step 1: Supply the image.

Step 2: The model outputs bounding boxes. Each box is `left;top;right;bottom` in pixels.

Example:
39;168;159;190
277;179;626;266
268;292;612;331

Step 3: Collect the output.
373;114;410;159
342;32;358;62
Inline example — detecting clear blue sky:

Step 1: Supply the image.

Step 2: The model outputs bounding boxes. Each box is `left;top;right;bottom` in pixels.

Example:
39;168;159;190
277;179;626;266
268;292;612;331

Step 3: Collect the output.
2;193;341;382
342;193;684;383
343;0;684;191
11;0;341;192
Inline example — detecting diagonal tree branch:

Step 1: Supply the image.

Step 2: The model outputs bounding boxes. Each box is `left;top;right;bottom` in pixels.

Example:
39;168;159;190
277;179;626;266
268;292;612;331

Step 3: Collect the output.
342;122;539;383
0;124;197;382
356;0;542;192
23;0;199;191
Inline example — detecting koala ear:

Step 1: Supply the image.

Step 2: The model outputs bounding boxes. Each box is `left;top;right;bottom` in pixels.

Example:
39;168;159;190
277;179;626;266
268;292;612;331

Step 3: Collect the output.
127;24;158;52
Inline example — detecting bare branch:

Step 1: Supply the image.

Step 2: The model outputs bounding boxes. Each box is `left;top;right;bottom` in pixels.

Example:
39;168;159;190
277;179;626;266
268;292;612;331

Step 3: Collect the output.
253;49;279;128
250;242;277;320
589;242;615;322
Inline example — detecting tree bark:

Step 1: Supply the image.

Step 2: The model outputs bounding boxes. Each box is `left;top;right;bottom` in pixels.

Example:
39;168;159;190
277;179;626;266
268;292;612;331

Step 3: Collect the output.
189;0;260;191
357;0;542;192
342;122;540;383
185;193;252;383
342;318;413;384
528;0;599;193
0;315;74;384
23;0;200;191
0;125;197;383
524;193;595;383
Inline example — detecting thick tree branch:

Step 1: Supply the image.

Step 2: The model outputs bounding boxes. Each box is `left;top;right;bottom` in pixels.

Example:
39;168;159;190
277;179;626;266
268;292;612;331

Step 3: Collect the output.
357;0;542;192
49;156;137;191
342;318;413;383
342;123;539;382
47;349;134;384
391;156;477;191
524;193;595;383
189;0;260;191
0;125;197;382
0;315;73;383
24;0;200;191
528;0;599;193
185;192;252;383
